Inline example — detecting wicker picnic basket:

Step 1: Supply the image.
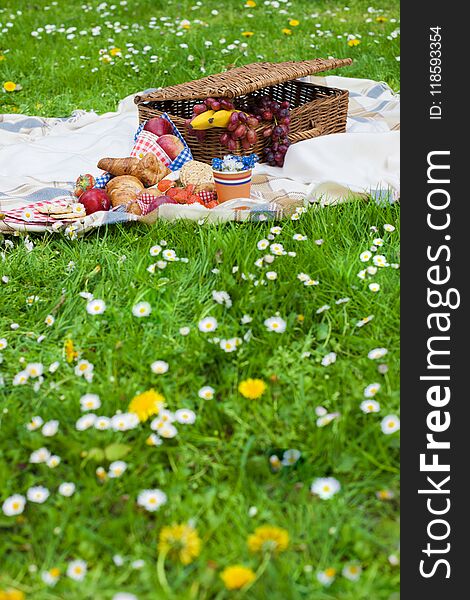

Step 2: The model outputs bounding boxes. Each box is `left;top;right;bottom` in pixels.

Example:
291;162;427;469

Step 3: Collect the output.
135;58;352;164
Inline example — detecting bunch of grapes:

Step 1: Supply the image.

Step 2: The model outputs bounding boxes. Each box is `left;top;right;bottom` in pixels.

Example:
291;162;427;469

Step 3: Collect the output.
252;97;291;167
219;111;259;152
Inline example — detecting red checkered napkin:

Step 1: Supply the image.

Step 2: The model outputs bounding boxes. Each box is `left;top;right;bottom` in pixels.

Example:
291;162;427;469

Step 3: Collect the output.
131;130;171;167
196;191;218;204
2;198;72;225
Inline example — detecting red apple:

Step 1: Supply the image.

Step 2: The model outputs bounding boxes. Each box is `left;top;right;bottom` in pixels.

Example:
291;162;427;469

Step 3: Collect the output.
156;135;185;160
80;188;111;215
143;117;173;137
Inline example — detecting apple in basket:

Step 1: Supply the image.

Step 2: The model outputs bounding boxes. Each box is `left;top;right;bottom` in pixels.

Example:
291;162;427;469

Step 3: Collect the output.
143;117;173;137
156;135;185;160
80;189;111;215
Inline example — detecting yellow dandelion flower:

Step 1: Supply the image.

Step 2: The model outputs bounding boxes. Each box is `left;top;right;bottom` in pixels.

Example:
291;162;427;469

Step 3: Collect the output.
220;565;256;590
282;28;292;35
248;525;289;554
376;16;388;23
242;31;254;37
64;338;78;363
0;55;5;61
238;378;266;400
128;389;165;422
158;523;201;565
289;19;300;27
109;47;121;56
3;81;17;92
297;314;305;322
245;0;257;7
1;591;26;600
348;38;361;47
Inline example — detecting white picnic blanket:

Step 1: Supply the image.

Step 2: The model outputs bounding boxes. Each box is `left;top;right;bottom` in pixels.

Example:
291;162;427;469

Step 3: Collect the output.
0;76;399;229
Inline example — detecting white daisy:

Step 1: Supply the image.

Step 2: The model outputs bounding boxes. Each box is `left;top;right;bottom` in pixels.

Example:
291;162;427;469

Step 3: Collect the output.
198;316;218;332
74;360;94;378
75;413;97;431
41;568;61;586
30;447;51;463
58;482;76;497
132;301;152;317
335;297;350;305
265;271;277;280
381;414;400;434
41;420;59;437
342;564;362;581
368;347;388;360
317;413;340;427
317;568;337;586
179;326;190;336
13;370;29;385
151;360;169;374
293;233;307;241
26;362;44;378
137;489;167;512
22;207;35;221
162;249;177;261
0;338;7;350
316;304;330;314
369;283;380;292
112;594;138;600
304;279;319;286
264;316;286;333
281;449;301;466
270;243;285;256
360;250;372;262
94;416;111;431
198;386;215;400
311;477;341;500
146;433;163;447
364;383;381;397
67;559;87;581
111;412;139;431
360;400;381;413
156;261;167;270
297;273;310;282
219;337;241;352
383;223;395;232
373;254;388;267
108;461;127;478
373;238;384;246
26;415;44;431
80;393;101;411
174;408;196;424
86;299;106;315
257;239;269;250
212;290;232;307
27;485;50;504
47;455;61;468
270;226;282;235
357;269;367;280
159;423;178;438
240;314;253;324
321;352;337;367
150;244;162;256
45;314;55;326
2;494;26;516
73;203;86;216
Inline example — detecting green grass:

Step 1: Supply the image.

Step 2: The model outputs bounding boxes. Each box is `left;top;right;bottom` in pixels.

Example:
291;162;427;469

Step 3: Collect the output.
1;1;400;598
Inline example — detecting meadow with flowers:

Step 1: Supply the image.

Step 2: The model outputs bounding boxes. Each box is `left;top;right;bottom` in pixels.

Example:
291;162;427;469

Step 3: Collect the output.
1;1;399;599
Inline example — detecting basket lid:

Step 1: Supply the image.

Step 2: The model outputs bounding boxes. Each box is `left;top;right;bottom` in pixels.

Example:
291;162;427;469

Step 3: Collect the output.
135;57;352;104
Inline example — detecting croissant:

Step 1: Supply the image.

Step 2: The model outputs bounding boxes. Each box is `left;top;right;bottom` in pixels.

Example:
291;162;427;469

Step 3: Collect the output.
98;153;170;187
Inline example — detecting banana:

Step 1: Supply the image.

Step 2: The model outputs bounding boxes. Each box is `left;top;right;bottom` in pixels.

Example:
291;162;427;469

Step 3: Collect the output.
211;109;238;128
190;110;216;130
190;109;239;130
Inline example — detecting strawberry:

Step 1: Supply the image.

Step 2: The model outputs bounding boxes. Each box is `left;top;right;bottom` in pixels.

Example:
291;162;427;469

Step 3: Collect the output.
74;174;95;198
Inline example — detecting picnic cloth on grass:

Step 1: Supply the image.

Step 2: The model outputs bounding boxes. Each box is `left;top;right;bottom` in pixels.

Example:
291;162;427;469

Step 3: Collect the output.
0;76;400;235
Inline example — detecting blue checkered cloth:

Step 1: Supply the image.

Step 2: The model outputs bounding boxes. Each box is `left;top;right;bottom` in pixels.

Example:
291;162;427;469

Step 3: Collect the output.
94;113;192;189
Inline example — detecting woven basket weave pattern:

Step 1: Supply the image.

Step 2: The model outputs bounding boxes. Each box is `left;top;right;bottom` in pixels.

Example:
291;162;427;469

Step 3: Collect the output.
135;58;351;164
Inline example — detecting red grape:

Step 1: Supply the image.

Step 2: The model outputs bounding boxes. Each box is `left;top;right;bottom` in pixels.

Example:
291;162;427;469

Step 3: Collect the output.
193;103;207;115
